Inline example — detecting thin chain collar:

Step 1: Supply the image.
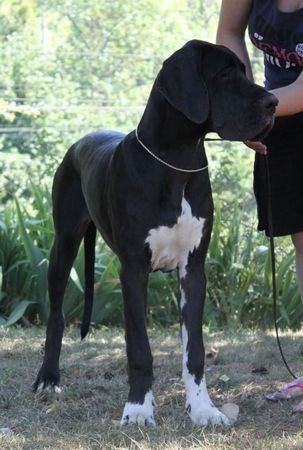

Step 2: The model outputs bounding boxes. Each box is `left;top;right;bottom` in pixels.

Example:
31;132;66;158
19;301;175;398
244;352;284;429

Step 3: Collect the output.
135;128;208;173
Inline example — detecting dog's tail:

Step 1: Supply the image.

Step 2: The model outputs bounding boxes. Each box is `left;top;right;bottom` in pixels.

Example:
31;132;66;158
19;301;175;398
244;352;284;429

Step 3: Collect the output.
81;221;97;340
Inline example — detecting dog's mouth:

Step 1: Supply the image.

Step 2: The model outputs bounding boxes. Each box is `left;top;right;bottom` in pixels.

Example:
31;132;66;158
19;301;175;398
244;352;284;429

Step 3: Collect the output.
249;117;275;142
215;115;275;142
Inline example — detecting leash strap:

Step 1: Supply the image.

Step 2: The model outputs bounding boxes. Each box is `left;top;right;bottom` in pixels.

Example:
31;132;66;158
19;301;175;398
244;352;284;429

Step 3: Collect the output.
206;139;298;378
135;128;209;173
264;153;297;380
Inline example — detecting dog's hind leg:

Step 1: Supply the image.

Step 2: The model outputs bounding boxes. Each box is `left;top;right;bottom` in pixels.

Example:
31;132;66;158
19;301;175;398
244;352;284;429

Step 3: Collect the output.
119;262;155;426
33;157;91;392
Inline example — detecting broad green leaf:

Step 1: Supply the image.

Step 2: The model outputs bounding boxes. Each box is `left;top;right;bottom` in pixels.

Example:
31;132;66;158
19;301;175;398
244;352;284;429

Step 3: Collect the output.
4;300;36;327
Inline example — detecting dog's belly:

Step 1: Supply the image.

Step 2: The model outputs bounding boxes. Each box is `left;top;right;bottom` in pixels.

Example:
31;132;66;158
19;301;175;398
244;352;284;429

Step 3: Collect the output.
145;198;205;272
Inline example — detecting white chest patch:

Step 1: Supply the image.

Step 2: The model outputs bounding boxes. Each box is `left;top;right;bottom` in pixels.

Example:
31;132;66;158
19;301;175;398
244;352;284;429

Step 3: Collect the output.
145;198;205;272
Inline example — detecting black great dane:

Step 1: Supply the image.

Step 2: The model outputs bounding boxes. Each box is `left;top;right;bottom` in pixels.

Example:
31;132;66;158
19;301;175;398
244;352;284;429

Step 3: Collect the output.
33;40;277;427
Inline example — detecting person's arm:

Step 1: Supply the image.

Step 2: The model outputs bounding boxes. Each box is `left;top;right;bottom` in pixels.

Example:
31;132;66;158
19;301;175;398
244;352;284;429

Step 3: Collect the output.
216;0;267;154
216;0;254;81
217;1;303;153
216;0;266;152
270;71;303;117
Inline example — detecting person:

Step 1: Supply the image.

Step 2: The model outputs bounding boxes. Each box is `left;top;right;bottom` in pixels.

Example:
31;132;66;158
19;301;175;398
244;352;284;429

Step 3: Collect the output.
216;0;303;410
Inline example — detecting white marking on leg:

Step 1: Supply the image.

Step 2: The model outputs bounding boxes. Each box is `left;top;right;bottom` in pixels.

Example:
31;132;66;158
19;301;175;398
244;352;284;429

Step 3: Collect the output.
145;193;228;426
180;271;230;427
184;367;230;426
36;382;45;394
120;390;156;426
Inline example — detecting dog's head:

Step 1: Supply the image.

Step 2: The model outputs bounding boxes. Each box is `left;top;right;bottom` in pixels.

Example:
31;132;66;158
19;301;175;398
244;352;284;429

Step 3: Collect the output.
156;40;277;141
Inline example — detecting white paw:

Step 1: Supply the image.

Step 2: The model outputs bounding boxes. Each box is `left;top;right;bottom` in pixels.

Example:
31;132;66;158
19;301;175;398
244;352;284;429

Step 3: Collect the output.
120;390;156;426
186;401;231;427
183;374;231;427
36;382;62;395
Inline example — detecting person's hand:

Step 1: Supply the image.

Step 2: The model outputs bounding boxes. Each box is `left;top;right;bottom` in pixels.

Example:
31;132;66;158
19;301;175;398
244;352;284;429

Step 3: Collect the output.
244;140;267;154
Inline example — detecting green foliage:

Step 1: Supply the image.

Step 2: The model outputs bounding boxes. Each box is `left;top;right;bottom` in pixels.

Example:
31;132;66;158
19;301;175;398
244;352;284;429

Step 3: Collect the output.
0;1;300;331
0;185;301;329
0;181;177;327
0;206;30;325
0;0;221;200
205;202;302;329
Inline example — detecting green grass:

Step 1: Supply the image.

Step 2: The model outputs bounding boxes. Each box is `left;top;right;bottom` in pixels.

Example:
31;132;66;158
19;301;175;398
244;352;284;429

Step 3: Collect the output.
1;326;303;449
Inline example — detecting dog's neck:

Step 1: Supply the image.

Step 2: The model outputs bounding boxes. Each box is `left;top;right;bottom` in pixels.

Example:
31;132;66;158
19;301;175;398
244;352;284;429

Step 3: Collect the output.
137;89;210;168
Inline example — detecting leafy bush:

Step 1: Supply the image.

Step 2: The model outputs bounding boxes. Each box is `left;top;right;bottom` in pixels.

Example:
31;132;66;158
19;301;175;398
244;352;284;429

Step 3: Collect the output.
0;183;177;328
0;1;300;331
205;202;302;329
0;184;301;329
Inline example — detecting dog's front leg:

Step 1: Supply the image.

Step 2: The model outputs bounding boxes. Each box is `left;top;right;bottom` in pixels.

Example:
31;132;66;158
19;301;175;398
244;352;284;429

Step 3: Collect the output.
179;262;230;427
119;262;155;426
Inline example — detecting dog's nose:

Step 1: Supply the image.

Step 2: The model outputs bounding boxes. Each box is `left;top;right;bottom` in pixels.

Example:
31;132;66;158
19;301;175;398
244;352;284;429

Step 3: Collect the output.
259;93;278;114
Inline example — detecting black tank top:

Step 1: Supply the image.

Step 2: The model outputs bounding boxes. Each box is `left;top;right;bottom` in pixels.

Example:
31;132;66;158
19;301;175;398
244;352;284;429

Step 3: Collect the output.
248;0;303;89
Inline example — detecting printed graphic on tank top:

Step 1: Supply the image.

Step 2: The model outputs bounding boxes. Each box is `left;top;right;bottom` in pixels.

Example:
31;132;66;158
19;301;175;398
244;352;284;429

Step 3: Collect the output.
248;0;303;89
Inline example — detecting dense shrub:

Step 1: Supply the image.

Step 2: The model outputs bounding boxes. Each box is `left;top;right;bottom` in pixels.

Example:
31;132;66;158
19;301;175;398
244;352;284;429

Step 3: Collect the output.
0;184;301;329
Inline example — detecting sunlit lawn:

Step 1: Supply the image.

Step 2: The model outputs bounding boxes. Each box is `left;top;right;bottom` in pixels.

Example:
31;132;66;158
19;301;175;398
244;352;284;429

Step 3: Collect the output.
1;326;303;449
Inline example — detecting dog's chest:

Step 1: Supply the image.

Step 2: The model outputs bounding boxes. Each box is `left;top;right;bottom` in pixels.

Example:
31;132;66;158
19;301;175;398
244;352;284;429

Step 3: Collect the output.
145;198;205;272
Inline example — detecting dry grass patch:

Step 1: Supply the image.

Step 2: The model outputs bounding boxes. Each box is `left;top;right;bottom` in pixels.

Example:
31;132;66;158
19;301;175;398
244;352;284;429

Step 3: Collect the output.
1;326;303;449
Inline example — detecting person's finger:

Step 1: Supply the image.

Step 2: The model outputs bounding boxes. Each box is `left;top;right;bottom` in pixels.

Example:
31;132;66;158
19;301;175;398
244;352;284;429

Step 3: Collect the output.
244;140;267;154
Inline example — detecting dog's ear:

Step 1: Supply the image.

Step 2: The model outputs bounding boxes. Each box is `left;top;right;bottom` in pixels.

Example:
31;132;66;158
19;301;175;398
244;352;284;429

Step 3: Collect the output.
156;42;209;124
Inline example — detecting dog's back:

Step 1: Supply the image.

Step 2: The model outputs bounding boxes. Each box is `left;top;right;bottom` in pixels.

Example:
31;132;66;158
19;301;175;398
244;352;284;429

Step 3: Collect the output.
70;130;125;174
